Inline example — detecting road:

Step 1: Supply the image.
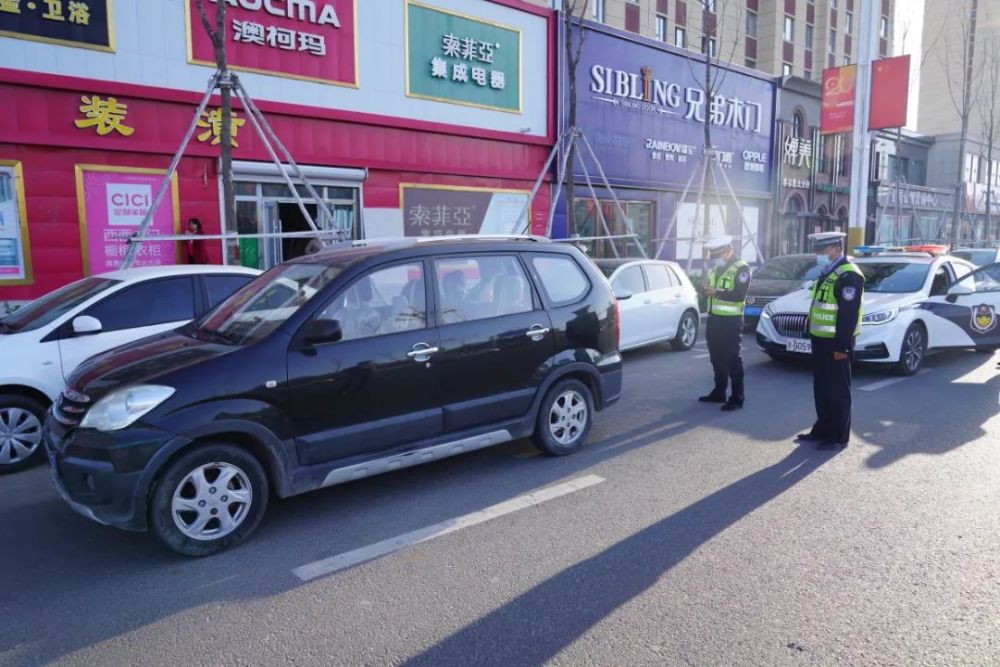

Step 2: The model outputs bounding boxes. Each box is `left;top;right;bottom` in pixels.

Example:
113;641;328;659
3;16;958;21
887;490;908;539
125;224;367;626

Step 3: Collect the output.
3;334;1000;666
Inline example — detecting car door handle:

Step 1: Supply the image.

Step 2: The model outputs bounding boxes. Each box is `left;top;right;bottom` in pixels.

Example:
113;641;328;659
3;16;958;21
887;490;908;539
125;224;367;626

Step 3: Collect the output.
525;325;550;340
643;299;653;305
407;344;439;359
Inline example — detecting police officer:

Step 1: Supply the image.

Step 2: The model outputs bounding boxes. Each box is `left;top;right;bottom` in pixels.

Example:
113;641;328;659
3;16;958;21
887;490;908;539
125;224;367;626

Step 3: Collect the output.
700;236;752;411
796;232;865;450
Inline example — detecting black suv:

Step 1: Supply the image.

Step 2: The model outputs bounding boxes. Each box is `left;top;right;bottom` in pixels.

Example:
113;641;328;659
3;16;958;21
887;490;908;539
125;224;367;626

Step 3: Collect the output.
45;238;623;555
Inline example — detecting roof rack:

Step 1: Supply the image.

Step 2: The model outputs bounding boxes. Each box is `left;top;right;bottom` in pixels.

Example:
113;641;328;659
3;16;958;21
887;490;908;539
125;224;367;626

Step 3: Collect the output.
411;234;547;243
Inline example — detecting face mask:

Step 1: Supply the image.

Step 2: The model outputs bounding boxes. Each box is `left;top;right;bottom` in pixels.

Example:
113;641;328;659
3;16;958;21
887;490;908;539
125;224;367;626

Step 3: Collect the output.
713;257;726;269
816;254;831;267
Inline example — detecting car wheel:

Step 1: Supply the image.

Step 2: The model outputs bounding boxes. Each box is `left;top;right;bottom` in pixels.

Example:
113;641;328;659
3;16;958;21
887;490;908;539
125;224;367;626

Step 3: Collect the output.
896;323;926;376
0;394;47;475
150;444;269;557
671;310;699;351
532;379;594;457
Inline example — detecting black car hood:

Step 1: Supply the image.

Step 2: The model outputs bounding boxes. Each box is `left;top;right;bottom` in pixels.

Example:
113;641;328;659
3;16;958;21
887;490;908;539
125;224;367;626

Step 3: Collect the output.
748;278;806;297
69;329;235;401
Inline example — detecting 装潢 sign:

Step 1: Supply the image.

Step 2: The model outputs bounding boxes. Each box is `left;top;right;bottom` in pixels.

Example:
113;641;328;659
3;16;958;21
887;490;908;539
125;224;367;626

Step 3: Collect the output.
186;0;358;87
400;184;528;236
75;165;180;275
0;161;32;285
0;0;113;51
567;22;776;195
405;0;521;113
820;65;856;135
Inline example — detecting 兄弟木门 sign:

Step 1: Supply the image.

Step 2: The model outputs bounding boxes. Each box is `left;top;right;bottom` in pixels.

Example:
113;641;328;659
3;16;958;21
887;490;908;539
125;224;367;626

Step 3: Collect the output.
186;0;358;86
405;0;521;113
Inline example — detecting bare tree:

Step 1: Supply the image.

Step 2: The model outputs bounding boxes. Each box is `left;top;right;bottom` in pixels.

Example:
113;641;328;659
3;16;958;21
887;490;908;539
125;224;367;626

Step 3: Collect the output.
936;0;981;242
561;0;587;238
977;35;1000;238
194;0;236;233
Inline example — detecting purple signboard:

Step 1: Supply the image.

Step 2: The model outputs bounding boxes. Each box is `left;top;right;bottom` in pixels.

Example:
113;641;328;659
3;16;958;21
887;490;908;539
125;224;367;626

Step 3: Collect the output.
564;23;777;196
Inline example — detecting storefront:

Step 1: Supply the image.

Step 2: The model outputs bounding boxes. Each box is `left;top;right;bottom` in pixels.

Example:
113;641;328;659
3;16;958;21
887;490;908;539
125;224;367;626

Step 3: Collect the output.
874;184;955;245
555;21;777;264
0;0;555;304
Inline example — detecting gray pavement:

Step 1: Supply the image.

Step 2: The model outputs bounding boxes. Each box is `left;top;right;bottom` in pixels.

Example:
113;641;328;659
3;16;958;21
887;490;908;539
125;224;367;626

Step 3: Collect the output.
2;335;999;666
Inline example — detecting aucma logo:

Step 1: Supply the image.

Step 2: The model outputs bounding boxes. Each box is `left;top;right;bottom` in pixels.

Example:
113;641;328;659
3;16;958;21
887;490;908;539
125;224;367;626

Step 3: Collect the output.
971;303;997;334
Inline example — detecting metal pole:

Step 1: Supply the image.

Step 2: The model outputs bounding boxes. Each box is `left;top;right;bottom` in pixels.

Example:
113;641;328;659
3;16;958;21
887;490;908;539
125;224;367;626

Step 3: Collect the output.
545;129;576;237
895;127;903;242
685;154;710;274
514;130;565;235
654;154;705;260
713;155;766;263
573;140;620;258
847;0;880;251
121;73;220;268
578;132;646;258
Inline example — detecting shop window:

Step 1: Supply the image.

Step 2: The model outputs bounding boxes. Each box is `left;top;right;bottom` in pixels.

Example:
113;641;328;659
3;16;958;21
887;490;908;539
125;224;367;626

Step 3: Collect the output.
793;111;805;137
573;199;653;259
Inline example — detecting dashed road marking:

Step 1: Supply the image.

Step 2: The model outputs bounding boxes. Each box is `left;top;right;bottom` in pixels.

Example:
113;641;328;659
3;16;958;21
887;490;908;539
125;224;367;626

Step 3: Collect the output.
859;368;931;392
694;353;711;359
292;475;606;582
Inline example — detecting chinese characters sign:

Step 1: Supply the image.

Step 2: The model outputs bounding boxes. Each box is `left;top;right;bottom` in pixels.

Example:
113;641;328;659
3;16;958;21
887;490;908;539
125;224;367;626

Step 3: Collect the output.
400;185;528;237
74;95;134;136
187;0;357;87
0;0;112;51
75;165;179;275
0;161;32;284
405;0;521;113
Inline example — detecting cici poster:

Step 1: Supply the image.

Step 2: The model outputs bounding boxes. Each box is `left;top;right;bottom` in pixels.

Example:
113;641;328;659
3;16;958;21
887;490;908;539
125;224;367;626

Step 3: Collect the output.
186;0;358;87
75;165;180;276
820;65;857;135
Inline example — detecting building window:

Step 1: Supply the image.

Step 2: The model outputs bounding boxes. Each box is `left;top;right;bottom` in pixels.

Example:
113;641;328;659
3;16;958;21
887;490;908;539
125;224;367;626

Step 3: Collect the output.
880;16;889;38
746;11;758;38
843;55;850;65
702;36;717;57
656;15;668;41
845;11;853;34
830;0;837;7
675;26;686;48
805;24;814;50
592;0;605;22
745;58;757;69
804;69;813;80
784;16;795;41
793;110;805;137
783;63;793;76
706;0;717;12
829;28;837;54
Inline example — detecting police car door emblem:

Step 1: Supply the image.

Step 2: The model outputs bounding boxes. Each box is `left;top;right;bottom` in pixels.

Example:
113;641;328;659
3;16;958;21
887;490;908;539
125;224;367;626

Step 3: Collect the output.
971;304;997;334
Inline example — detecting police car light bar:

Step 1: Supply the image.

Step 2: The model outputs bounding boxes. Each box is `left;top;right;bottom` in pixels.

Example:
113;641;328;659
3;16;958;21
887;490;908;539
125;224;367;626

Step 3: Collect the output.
854;245;888;256
904;244;950;256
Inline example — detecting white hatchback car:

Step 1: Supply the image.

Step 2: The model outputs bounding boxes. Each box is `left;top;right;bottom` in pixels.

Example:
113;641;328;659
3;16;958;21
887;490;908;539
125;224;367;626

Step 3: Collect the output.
756;253;978;375
595;259;700;352
0;264;260;473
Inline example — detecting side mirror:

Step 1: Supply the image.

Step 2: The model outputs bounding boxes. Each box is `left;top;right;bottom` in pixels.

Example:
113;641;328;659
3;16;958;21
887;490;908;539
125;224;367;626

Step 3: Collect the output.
614;289;633;301
302;319;342;346
946;281;974;302
72;315;102;336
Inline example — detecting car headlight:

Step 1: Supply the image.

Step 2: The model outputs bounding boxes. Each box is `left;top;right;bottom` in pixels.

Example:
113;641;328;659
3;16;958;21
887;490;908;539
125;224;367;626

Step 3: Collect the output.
862;308;898;325
80;385;175;432
762;303;773;318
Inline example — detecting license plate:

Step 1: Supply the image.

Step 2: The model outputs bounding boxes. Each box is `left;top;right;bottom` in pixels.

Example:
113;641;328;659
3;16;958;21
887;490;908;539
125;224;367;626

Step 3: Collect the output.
786;339;812;354
743;306;763;316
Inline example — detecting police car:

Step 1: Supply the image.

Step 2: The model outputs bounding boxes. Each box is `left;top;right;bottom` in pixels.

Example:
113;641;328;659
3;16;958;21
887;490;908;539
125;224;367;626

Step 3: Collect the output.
756;247;991;375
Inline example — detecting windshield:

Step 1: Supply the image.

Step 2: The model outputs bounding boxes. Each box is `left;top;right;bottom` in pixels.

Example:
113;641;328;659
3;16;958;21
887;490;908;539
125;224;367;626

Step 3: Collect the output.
196;262;343;345
859;262;931;293
753;257;824;281
0;277;119;334
952;250;996;267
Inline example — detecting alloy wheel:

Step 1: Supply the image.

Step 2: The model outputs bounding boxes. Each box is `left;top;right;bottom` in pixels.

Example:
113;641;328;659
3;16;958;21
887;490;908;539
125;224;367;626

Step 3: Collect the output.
548;390;588;445
904;328;925;373
0;407;42;466
681;316;697;347
171;462;253;541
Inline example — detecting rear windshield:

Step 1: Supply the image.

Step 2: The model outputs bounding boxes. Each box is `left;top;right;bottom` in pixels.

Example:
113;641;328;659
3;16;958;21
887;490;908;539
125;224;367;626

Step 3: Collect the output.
859;262;930;293
0;277;120;333
753;257;824;281
953;250;996;267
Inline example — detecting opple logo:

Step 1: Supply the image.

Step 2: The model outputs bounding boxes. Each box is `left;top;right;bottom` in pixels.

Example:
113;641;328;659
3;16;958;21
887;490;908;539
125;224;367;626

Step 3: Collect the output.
106;183;152;226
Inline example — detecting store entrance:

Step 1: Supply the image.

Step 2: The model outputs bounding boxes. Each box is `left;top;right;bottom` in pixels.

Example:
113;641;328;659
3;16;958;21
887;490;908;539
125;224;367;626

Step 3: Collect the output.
277;202;319;261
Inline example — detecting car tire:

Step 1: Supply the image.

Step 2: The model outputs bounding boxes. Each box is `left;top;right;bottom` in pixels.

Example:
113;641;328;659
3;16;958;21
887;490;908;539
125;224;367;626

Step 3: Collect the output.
896;323;926;376
532;379;594;457
149;444;269;557
671;310;699;351
0;393;48;475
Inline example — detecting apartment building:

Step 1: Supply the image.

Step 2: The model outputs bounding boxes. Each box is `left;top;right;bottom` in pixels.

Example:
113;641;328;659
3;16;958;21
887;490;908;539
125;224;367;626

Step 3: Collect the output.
532;0;895;81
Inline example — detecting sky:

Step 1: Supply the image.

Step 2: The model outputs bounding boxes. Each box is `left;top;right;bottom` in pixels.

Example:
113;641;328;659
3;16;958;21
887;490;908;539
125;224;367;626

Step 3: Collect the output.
894;0;925;130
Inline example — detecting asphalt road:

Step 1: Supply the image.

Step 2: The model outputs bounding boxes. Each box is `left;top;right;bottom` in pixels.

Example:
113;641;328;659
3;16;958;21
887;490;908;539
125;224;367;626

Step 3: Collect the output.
3;334;1000;666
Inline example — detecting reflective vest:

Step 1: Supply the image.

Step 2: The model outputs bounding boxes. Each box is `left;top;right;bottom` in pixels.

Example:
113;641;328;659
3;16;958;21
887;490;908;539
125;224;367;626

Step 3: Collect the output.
708;260;749;317
809;262;864;338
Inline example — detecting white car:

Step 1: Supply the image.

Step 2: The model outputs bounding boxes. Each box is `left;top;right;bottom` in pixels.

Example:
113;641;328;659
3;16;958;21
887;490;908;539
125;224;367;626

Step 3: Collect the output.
595;259;700;352
756;253;981;375
0;265;260;473
952;247;1000;267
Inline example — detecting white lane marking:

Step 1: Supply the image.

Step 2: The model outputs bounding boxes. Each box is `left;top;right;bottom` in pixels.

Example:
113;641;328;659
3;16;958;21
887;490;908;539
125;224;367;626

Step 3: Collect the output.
694;353;711;359
859;368;931;392
292;474;606;582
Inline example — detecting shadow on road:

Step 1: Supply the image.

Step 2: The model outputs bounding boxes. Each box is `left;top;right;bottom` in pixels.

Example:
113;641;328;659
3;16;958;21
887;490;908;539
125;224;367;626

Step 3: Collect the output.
402;445;830;666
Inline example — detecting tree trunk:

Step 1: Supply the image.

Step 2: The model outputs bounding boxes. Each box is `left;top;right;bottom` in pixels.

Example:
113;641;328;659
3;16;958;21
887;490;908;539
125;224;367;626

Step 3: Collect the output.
987;137;995;238
951;0;979;243
564;5;577;240
214;3;237;236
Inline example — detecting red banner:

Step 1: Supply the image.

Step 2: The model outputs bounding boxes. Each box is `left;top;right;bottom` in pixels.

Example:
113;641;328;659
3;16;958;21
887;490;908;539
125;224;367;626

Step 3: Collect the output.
186;0;357;87
869;55;910;130
820;65;857;135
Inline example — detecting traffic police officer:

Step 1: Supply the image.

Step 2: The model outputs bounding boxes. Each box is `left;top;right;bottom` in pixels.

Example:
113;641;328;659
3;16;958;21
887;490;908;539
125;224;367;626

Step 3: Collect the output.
700;236;752;411
796;232;865;450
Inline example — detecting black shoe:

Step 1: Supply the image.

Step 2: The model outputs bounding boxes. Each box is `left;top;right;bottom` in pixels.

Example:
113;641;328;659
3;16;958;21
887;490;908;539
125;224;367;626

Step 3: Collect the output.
721;401;743;411
817;441;848;450
699;393;727;403
795;433;823;442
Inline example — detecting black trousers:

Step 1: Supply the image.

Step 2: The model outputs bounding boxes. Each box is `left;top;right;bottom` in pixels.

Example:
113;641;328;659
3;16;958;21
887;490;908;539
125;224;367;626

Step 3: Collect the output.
809;336;853;444
706;315;744;402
